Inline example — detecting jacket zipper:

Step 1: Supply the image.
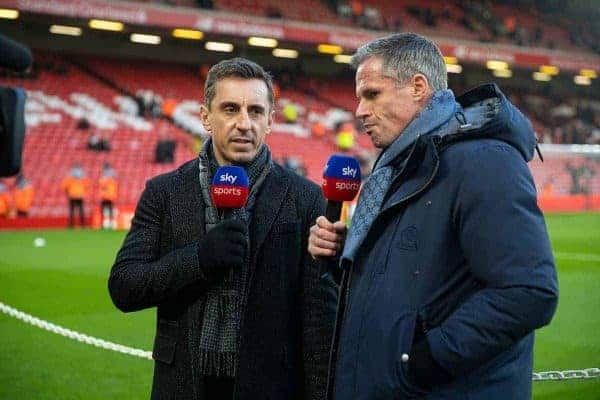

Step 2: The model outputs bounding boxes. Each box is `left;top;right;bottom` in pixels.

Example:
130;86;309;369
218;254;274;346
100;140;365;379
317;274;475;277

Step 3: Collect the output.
326;264;353;400
395;161;439;207
385;139;441;210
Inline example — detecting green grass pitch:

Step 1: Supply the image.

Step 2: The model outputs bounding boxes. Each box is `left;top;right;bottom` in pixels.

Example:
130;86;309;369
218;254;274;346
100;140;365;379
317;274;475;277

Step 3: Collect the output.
0;213;598;399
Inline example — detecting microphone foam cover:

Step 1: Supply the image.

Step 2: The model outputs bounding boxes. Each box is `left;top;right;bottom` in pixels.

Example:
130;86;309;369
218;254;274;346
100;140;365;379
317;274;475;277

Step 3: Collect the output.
322;154;361;202
210;166;249;208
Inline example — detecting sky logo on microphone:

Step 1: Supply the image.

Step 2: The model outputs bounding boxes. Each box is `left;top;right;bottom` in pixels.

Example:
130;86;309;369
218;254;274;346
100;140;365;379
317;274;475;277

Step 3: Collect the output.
219;172;238;184
322;155;362;202
342;166;358;178
211;166;249;208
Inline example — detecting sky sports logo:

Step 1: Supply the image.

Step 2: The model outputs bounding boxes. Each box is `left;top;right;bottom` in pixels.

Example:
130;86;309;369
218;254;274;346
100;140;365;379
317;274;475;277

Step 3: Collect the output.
342;166;358;178
212;186;244;196
322;155;361;201
219;172;238;184
335;181;361;191
211;166;249;208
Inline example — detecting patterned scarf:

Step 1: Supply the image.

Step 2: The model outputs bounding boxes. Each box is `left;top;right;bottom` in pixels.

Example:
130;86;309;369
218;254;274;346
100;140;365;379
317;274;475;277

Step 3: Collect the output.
342;89;461;263
197;138;272;376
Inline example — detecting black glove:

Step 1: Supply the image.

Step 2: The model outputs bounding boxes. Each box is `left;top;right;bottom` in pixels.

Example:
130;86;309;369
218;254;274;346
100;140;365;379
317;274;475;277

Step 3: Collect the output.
197;219;247;280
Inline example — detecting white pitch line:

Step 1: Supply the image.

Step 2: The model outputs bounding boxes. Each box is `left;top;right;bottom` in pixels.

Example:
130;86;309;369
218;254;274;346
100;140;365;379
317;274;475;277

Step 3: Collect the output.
554;252;600;262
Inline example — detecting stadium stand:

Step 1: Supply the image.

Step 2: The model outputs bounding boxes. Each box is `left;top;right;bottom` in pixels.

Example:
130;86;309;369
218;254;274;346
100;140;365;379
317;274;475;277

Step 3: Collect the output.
0;0;598;222
214;0;350;26
2;52;598;219
0;54;347;221
0;54;194;219
81;57;203;102
133;0;597;54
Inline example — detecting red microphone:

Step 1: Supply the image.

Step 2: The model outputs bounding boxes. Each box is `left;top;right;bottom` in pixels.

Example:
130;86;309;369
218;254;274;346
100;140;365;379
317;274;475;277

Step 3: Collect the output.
210;166;249;209
319;155;361;279
321;154;362;223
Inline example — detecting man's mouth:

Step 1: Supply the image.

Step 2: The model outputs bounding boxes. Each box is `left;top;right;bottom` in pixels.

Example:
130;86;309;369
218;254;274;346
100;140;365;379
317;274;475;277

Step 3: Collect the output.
363;124;375;135
230;137;253;144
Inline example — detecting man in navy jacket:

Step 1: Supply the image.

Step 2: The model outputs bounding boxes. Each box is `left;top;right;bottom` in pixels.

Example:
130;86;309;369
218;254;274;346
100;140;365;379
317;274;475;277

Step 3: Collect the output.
309;33;558;399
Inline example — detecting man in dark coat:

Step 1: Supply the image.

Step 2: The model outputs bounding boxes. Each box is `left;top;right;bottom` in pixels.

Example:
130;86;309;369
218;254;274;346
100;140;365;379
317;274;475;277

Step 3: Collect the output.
309;33;558;399
109;58;337;400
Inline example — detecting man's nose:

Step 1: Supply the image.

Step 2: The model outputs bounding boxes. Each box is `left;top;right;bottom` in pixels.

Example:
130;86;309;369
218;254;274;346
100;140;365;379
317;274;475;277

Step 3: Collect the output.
236;109;251;131
355;100;369;119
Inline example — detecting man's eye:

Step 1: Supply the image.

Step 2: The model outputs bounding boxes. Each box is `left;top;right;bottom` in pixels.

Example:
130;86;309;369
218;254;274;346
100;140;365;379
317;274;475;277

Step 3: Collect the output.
224;106;236;113
366;91;378;99
250;108;263;115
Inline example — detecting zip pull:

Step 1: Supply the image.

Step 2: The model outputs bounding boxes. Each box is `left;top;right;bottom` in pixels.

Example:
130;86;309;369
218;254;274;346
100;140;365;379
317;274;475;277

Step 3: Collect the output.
535;143;544;162
455;111;472;131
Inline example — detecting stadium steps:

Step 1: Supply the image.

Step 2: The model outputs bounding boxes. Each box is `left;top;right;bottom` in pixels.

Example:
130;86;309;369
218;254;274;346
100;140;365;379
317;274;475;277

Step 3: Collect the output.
0;54;194;217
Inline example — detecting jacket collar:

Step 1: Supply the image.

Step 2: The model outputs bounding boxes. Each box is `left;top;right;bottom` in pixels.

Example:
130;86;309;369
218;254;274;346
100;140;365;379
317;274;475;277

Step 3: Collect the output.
170;159;205;246
249;164;291;261
380;135;441;213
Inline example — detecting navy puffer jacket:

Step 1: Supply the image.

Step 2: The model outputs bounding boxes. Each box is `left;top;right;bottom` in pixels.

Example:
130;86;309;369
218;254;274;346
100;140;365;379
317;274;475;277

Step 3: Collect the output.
331;84;558;400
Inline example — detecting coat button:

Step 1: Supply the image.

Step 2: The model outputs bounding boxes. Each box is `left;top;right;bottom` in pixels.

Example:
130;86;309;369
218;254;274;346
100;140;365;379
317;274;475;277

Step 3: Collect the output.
401;353;409;363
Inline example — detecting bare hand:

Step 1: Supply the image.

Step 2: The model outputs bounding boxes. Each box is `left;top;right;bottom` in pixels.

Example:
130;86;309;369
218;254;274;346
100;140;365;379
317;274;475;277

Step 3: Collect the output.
308;216;347;258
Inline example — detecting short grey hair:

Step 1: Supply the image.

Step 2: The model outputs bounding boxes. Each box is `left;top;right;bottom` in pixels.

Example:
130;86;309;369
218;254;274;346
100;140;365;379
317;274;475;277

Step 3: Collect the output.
204;57;274;110
351;32;447;90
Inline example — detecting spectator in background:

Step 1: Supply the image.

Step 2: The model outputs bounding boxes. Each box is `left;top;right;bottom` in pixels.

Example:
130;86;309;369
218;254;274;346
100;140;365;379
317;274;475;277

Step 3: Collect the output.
265;6;283;18
61;163;89;228
196;0;213;9
350;0;364;23
99;163;118;230
541;177;555;197
283;155;307;176
335;121;355;152
13;174;34;217
311;121;327;139
566;161;595;195
0;181;11;218
282;102;298;124
155;128;176;164
87;131;111;152
136;89;162;118
76;117;90;130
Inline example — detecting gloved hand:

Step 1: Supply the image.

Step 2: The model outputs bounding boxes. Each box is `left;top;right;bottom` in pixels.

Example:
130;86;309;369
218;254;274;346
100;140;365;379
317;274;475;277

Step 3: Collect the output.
408;337;453;390
197;219;247;280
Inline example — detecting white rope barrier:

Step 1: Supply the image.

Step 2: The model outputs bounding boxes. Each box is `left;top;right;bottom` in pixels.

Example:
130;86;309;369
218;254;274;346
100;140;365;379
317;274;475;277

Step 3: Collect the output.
2;301;598;381
0;301;152;360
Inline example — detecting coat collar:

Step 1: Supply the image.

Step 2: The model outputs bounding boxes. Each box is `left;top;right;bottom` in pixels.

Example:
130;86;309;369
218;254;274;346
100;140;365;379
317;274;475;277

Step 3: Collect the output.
380;135;440;213
170;159;204;245
249;164;291;261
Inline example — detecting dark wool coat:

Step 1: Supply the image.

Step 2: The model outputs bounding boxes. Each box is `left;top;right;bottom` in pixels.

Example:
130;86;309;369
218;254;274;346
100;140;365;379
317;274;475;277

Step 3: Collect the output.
109;159;337;400
331;84;558;400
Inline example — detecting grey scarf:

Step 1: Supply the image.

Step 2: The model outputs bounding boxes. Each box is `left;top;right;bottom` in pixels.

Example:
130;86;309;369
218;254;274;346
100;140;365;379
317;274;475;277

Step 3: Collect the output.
342;89;461;263
197;138;272;376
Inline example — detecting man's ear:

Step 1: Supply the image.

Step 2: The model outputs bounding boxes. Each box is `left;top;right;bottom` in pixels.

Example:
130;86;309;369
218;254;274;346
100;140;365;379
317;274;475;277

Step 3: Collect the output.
266;108;274;134
200;104;212;134
411;74;431;102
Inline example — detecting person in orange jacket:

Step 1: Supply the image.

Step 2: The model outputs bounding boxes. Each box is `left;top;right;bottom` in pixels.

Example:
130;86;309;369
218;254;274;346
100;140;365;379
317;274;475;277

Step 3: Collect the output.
61;163;89;228
99;163;118;230
0;181;12;218
13;174;34;217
